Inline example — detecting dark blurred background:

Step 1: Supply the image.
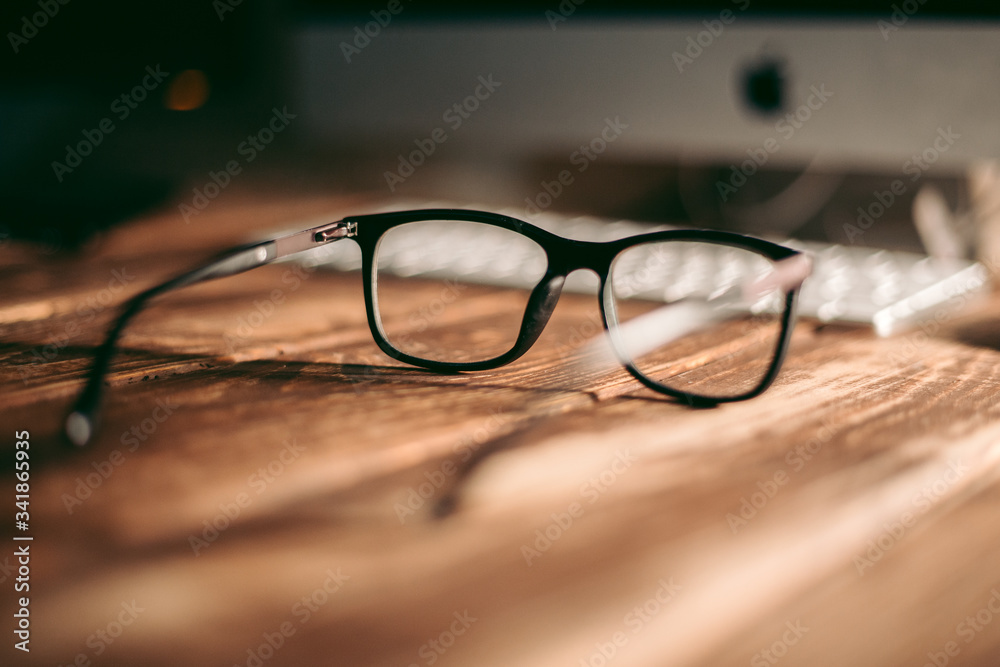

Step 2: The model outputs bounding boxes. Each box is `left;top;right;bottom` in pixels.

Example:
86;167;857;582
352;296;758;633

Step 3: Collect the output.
2;0;999;252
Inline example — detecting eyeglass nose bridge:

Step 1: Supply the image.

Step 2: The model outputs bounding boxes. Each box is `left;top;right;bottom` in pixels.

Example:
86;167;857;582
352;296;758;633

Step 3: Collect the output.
547;237;614;275
507;238;614;364
506;271;567;362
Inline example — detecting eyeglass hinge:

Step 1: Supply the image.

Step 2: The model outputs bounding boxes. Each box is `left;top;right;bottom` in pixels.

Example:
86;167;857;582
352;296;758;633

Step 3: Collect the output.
314;221;357;244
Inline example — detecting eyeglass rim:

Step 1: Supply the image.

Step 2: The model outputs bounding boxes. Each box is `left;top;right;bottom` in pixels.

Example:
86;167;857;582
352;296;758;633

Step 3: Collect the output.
347;209;802;403
600;287;799;404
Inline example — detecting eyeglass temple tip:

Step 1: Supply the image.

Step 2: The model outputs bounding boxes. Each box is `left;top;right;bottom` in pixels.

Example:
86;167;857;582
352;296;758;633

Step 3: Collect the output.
64;374;104;447
65;410;95;448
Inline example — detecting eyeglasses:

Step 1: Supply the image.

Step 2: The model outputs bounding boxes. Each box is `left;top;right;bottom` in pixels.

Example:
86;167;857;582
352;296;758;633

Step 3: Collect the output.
64;208;811;447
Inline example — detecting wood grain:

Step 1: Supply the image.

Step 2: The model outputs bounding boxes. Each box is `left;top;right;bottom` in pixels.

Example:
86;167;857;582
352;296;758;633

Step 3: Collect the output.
2;188;1000;667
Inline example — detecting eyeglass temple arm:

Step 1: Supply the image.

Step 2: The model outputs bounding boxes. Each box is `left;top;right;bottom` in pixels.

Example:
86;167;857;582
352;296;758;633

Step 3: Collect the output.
64;220;357;448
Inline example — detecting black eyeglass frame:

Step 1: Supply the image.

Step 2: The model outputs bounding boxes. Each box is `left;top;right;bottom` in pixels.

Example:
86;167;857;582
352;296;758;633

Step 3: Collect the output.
65;208;805;447
357;209;801;397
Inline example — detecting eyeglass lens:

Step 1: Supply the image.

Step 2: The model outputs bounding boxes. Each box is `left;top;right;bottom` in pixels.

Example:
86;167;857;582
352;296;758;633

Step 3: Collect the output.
606;240;785;399
374;219;548;363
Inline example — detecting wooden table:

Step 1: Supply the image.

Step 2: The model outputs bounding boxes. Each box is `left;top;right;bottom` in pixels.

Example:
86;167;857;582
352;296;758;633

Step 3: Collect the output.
3;187;1000;667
